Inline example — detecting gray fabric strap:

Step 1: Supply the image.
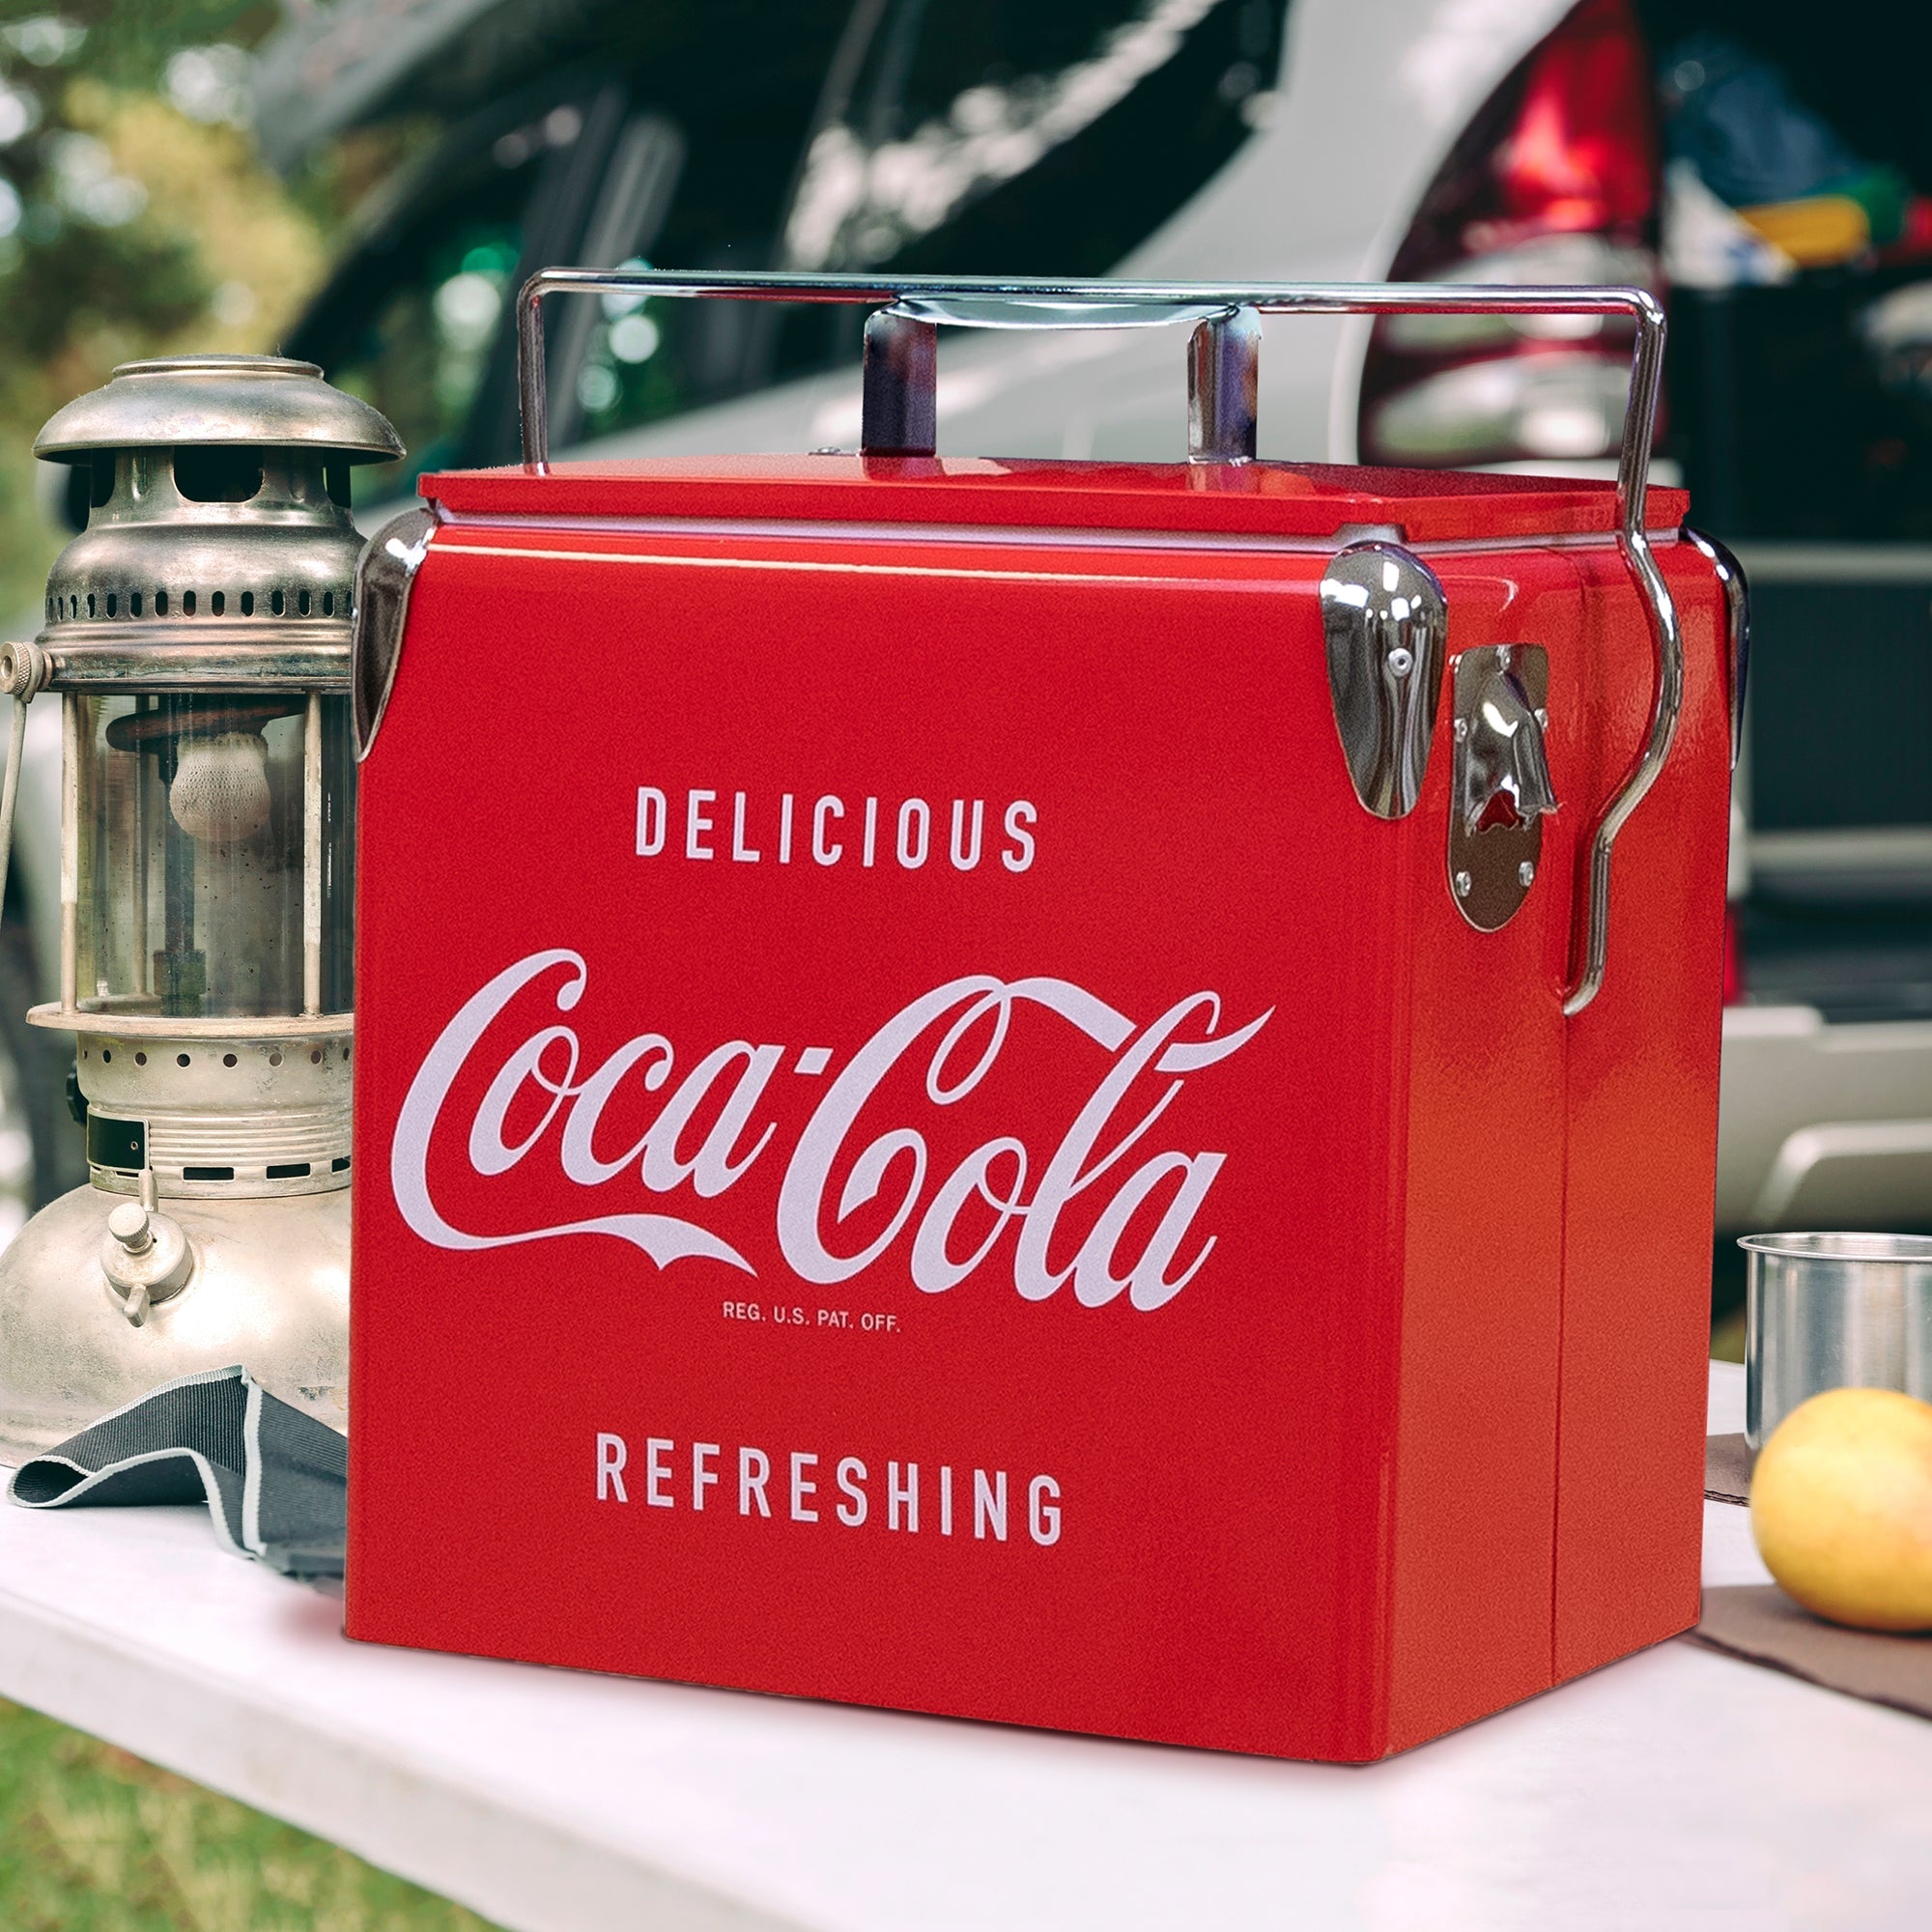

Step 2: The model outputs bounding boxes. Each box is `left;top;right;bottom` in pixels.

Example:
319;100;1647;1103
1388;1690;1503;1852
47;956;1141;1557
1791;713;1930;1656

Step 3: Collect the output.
7;1365;347;1578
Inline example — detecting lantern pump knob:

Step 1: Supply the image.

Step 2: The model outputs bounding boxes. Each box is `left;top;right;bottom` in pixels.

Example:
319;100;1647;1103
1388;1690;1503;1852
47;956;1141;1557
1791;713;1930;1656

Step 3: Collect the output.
100;1179;193;1325
106;1202;153;1253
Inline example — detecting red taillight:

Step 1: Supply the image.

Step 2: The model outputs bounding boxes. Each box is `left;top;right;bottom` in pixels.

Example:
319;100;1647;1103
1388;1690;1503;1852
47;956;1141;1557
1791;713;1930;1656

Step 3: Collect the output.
1360;0;1662;470
1480;0;1656;248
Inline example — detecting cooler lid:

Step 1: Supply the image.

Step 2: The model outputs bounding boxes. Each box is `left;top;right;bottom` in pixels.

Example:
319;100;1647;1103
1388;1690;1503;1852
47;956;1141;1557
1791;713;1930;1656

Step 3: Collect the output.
417;456;1687;545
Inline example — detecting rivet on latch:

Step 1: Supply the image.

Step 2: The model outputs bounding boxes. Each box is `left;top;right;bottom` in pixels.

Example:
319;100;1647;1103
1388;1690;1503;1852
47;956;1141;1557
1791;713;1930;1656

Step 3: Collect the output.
1519;861;1537;887
1386;647;1413;676
1454;871;1473;898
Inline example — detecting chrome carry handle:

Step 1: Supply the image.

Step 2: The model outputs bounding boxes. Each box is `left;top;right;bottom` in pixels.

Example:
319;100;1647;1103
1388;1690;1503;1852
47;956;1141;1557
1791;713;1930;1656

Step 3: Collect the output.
515;270;1680;1017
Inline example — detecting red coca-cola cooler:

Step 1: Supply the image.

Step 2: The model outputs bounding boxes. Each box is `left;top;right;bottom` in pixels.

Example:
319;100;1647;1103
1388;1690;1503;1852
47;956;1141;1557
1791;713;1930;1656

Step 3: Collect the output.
345;273;1742;1761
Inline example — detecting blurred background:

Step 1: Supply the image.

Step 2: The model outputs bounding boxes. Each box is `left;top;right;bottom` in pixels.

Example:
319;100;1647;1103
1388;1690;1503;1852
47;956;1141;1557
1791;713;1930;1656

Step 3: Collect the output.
0;0;1928;1917
1;0;1930;1375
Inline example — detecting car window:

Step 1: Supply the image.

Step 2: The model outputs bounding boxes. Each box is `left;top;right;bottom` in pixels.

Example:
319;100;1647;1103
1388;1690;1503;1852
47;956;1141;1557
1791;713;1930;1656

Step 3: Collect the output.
287;2;854;470
289;92;579;488
790;0;1280;273
569;0;1285;443
283;1;1283;467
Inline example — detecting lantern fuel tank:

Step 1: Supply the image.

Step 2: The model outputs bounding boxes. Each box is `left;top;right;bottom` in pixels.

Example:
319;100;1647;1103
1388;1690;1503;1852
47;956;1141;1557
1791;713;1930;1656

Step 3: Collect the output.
0;355;401;1463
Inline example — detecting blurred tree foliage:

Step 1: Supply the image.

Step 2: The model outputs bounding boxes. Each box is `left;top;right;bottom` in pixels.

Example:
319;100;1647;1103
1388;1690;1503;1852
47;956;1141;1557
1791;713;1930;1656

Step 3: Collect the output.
0;2;330;616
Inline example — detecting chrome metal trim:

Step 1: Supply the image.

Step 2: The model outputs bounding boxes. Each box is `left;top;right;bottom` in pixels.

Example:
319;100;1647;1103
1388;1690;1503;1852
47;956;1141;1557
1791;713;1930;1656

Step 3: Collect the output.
28;1003;353;1038
352;506;438;761
432;506;1691;559
59;694;76;1013
1684;526;1749;771
36;355;400;463
1186;306;1259;464
514;269;1679;1013
39;451;366;639
39;632;350;691
1448;645;1555;932
1319;542;1446;819
434;539;1270;592
514;270;1669;472
1567;518;1680;1013
861;311;937;457
889;294;1235;330
302;691;323;1016
76;1024;352;1201
1723;542;1932;583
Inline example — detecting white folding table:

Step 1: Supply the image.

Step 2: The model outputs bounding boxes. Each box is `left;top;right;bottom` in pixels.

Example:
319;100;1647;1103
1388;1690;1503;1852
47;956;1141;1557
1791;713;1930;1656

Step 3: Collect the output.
0;1362;1925;1932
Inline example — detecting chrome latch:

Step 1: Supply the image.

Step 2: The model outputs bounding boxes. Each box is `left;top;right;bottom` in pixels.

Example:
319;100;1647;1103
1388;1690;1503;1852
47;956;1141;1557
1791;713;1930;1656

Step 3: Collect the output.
1320;542;1447;819
1449;644;1556;931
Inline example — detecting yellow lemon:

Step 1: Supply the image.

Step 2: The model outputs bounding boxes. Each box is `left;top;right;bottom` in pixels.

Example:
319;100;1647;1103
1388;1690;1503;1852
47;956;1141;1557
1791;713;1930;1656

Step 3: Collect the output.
1750;1386;1932;1632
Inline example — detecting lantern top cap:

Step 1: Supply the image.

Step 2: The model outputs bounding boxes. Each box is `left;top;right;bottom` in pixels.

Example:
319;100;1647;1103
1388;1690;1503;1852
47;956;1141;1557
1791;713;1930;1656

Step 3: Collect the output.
35;354;403;465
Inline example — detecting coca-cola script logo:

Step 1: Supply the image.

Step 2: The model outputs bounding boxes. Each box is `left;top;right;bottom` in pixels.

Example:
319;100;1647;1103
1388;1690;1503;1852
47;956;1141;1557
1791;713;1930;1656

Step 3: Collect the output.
392;951;1271;1310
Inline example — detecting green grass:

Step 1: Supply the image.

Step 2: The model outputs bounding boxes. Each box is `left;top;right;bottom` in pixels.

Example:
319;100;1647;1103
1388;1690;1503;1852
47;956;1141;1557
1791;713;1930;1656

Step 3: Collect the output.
0;1699;502;1932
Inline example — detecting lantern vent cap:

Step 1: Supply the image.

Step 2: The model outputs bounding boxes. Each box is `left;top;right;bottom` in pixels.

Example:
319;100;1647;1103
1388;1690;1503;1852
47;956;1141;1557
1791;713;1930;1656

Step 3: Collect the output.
35;355;402;466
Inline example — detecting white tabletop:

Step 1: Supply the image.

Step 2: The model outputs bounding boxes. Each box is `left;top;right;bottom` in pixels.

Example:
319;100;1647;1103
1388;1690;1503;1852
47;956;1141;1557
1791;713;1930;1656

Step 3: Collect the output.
0;1361;1926;1932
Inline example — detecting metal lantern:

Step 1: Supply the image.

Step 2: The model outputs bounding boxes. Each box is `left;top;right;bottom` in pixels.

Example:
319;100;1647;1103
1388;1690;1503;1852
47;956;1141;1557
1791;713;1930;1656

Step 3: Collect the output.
0;355;401;1462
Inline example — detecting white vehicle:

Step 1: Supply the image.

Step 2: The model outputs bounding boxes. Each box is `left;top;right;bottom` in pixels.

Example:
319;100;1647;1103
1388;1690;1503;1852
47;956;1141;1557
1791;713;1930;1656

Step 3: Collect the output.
11;0;1927;1263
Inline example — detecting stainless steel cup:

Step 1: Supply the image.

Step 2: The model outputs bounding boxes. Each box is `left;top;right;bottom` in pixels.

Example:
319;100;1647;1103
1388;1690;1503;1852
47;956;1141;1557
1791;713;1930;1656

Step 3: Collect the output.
1741;1232;1932;1448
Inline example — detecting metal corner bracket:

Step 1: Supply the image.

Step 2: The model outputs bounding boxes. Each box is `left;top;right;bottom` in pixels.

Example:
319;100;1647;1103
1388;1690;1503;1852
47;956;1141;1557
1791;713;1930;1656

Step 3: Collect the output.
1320;542;1447;819
1682;526;1748;772
353;505;438;762
1449;645;1556;931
